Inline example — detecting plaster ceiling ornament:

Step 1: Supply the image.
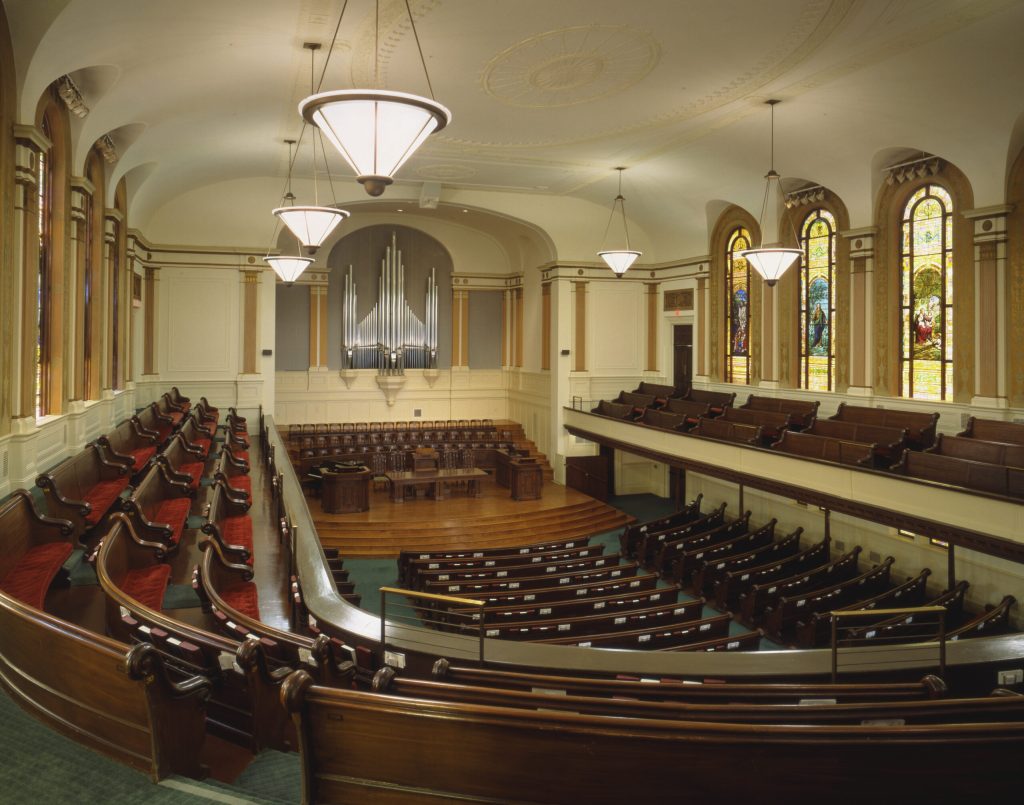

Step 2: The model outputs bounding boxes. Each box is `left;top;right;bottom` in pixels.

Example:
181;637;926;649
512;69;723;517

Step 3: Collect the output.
597;167;641;277
301;0;451;197
482;25;660;109
414;163;477;181
739;100;802;287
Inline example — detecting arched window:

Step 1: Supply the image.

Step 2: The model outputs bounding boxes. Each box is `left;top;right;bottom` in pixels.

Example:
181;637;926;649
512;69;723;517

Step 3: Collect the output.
799;209;836;391
725;227;751;384
899;184;953;400
36;117;52;417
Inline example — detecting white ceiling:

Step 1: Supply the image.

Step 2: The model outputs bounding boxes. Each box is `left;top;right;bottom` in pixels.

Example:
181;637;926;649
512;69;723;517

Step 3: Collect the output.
5;0;1024;260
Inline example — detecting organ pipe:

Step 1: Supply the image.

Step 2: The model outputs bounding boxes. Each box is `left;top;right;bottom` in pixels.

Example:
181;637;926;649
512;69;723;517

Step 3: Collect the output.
341;231;439;372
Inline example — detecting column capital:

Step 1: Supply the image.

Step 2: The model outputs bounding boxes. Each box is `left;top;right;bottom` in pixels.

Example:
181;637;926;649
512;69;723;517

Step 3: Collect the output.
963;204;1013;243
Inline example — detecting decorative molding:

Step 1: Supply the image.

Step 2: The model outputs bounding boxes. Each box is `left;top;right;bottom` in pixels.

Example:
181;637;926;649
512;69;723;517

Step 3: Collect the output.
663;289;693;311
884;156;942;186
57;74;89;118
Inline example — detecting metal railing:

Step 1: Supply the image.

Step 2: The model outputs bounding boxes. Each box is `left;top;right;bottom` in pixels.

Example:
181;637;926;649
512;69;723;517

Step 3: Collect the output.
380;586;487;665
830;606;947;682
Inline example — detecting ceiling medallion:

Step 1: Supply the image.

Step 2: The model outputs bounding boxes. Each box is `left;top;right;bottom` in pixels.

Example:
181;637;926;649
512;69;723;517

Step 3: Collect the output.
415;164;478;181
482;25;659;109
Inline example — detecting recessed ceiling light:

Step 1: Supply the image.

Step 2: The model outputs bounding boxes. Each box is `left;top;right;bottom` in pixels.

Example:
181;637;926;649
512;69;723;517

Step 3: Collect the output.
396;208;404;212
462;209;469;213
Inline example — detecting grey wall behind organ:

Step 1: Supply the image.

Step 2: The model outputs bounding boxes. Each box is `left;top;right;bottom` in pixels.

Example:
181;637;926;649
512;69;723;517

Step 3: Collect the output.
326;225;453;370
469;291;503;369
275;283;310;370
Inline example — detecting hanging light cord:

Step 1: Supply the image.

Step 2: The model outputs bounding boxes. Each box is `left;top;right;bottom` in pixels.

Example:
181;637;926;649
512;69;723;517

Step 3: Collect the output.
601;168;632;250
753;99;799;248
404;0;437;100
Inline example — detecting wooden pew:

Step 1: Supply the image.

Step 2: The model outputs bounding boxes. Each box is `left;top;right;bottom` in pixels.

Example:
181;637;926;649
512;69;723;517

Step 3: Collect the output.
846;581;970;642
676;518;778;588
405;543;606;589
958;416;1024;445
948;595;1016;641
632;381;679;404
154;434;208;494
661;630;764;653
280;670;1024;804
0;590;209;780
442;571;662;608
720;406;795;442
36;443;131;540
694;416;762;445
795;568;932;648
475;599;705;642
806;418;909;465
639;502;726;567
614;390;659;416
680;387;736;415
424;562;640;596
121;464;193;557
202;479;254;565
740;394;820;429
537;612;732;650
639;408;688;432
135;403;176;446
213;442;252;504
830;402;939;450
168;385;192;412
714;534;827;610
928;433;1024;467
738;545;859;627
372;671;1016;726
0;490;76;610
430;660;949;703
891;449;1024;498
689;521;786;595
443;586;682;629
399;536;592;585
771;430;875;467
654;511;752;578
179;412;216;459
589;399;634;419
195;535;262;637
762;557;895;642
97;418;160;474
620;494;702;557
95;514;348;752
664;397;712;427
413;552;623;589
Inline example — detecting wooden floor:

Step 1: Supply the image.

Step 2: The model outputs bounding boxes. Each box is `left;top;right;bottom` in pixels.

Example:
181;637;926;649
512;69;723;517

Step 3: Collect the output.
310;477;633;557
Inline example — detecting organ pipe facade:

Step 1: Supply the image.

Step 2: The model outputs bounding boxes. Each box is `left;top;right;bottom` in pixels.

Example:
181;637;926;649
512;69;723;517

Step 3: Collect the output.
342;231;439;374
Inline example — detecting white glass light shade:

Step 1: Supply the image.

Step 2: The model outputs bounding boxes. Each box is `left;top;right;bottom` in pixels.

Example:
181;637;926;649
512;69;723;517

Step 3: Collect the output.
598;249;642;276
300;90;452;196
264;255;314;284
273;205;350;254
740;247;802;286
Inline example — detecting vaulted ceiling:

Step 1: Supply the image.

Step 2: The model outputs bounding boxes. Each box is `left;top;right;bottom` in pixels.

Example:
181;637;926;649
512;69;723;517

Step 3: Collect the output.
5;0;1024;260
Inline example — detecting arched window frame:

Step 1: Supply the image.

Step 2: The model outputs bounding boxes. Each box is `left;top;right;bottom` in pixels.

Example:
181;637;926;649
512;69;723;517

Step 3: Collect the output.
725;227;752;384
898;184;954;401
798;208;837;391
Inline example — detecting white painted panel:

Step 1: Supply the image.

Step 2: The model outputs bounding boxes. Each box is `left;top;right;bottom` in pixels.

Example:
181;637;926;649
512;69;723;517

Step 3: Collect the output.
590;283;643;374
161;270;238;377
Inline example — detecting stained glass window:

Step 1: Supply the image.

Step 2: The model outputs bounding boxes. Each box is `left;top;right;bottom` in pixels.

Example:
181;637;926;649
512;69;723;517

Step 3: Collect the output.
725;227;751;384
36;119;52;419
799;209;836;391
899;185;953;400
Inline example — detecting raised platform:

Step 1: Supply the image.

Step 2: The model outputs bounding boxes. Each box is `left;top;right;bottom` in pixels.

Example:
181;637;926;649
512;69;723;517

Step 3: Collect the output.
309;476;633;558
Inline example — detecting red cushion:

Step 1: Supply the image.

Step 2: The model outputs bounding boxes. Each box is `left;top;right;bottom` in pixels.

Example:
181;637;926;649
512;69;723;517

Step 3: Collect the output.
83;477;130;525
179;402;192;413
229;450;249;463
181;462;205;489
0;542;73;610
192;438;212;457
156;425;172;443
154;497;191;545
120;564;172;611
227;474;252;499
221;515;253;553
130;446;157;471
168;411;184;424
219;582;260;621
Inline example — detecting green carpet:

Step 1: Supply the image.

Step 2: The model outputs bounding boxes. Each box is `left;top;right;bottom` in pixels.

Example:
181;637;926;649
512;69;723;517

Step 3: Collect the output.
341;558;401;618
231;751;301;804
65;549;99;586
187;514;207;530
0;686;217;804
163;583;203;610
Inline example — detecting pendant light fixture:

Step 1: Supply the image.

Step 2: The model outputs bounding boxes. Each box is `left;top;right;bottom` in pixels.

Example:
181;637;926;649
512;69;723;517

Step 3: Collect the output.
300;0;451;197
739;99;802;286
597;167;642;277
274;45;350;254
265;140;315;284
